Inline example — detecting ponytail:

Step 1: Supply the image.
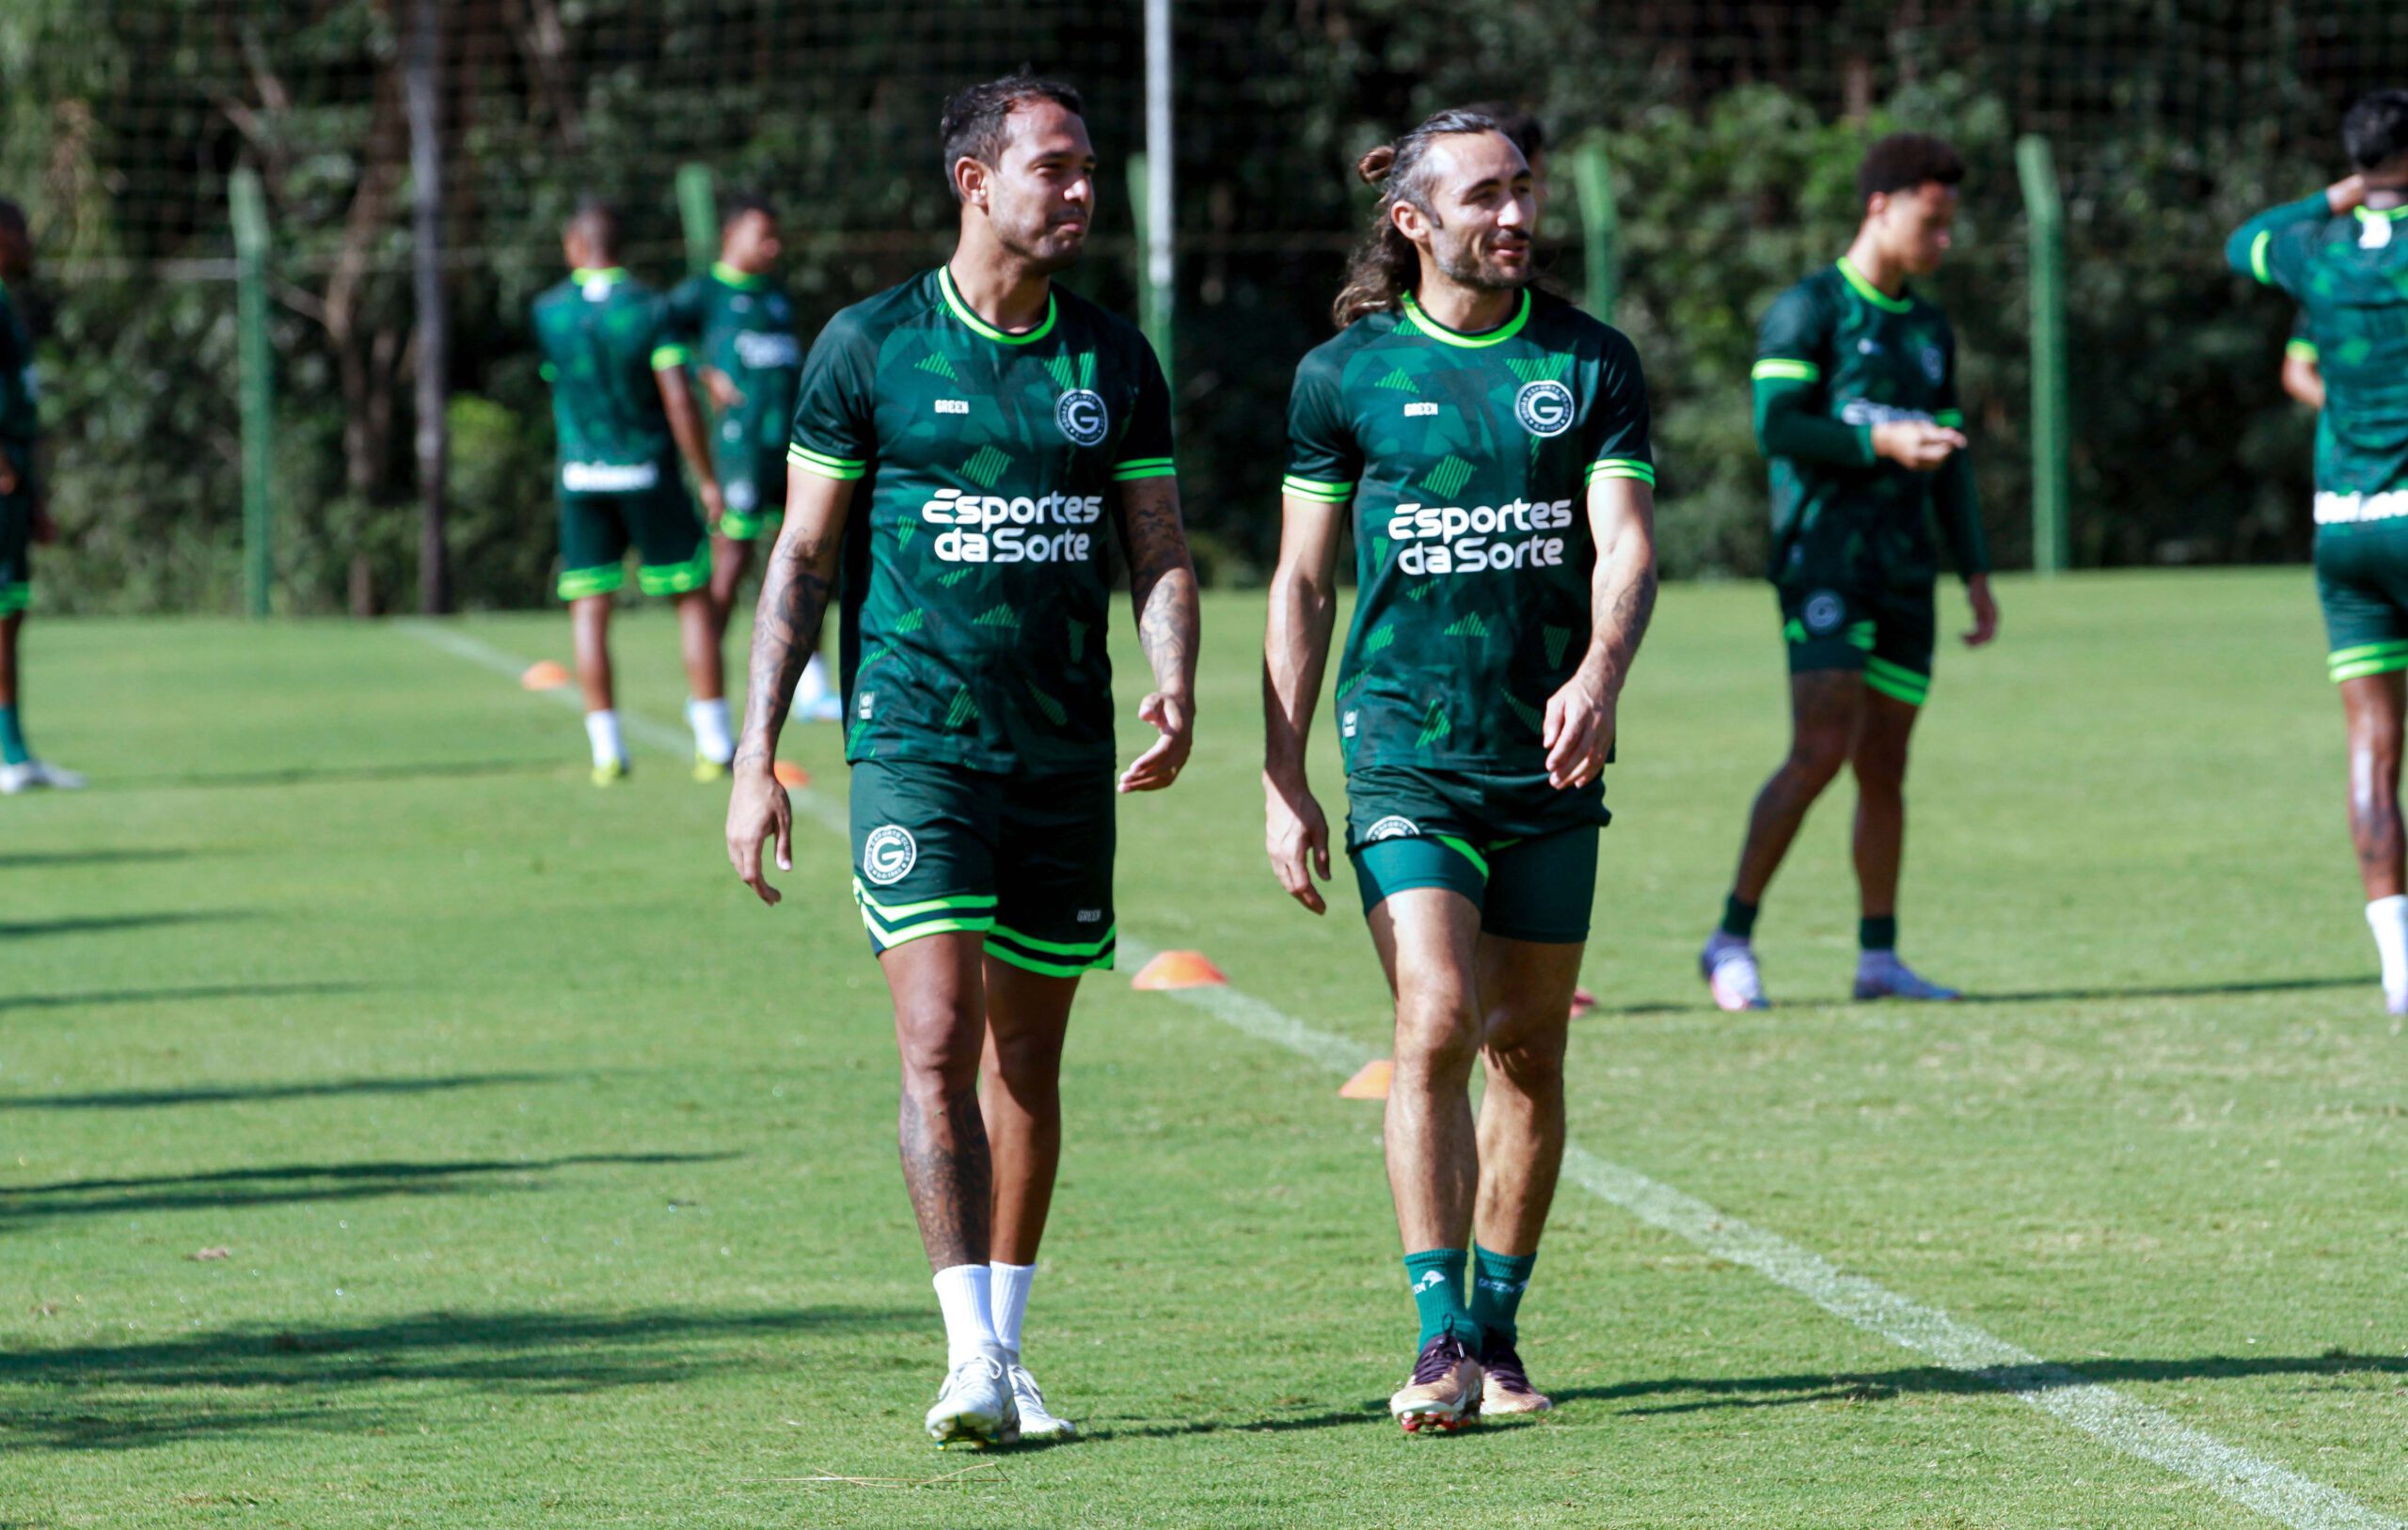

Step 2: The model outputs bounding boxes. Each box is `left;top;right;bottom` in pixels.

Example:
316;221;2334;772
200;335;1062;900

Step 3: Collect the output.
1330;107;1504;329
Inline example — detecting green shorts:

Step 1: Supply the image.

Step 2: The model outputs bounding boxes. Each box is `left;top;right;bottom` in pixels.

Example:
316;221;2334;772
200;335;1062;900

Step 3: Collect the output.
713;434;786;543
2315;520;2408;682
1344;765;1607;945
1777;577;1935;706
848;758;1117;976
0;445;32;616
555;458;708;602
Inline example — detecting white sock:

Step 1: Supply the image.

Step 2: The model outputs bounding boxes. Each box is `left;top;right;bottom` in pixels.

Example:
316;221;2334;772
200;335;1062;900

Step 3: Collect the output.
2368;895;2408;1000
583;709;625;769
990;1261;1038;1360
797;654;832;706
687;696;733;764
932;1263;1002;1367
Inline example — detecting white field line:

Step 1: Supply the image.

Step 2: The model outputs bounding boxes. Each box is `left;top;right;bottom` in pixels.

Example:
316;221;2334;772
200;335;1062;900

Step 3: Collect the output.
405;621;2402;1530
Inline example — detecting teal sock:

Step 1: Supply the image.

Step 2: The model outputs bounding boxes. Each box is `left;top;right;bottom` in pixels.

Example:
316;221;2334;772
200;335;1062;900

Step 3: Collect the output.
0;703;26;767
1720;894;1759;939
1468;1245;1537;1352
1402;1249;1475;1350
1860;914;1897;952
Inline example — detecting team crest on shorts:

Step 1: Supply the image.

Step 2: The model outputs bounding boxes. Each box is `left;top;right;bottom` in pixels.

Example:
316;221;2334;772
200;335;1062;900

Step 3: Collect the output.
1364;815;1422;842
1802;591;1846;636
1056;388;1109;448
863;825;918;885
1513;379;1575;438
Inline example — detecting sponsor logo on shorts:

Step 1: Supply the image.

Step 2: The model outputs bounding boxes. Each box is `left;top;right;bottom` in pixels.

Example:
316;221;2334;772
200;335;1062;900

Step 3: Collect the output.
1341;709;1358;739
856;690;876;719
1076;908;1104;923
1055;388;1109;448
1802;591;1846;636
917;486;1102;564
1384;497;1576;576
863;825;917;886
1364;815;1421;843
1513;379;1575;437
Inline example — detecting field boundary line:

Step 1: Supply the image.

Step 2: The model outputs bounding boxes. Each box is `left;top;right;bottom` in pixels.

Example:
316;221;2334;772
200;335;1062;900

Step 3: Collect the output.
404;622;2401;1530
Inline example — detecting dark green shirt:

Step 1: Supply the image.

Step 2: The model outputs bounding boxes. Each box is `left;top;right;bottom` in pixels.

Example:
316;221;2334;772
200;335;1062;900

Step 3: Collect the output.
0;279;38;450
666;262;803;470
1284;288;1654;775
1752;259;1987;584
531;267;692;491
2230;195;2408;515
787;267;1177;774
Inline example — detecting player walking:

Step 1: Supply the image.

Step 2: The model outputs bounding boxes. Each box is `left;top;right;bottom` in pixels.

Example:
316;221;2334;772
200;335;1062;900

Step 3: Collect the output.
532;202;732;784
724;75;1197;1447
2227;89;2408;1014
1698;134;1999;1011
0;201;80;794
1262;108;1657;1429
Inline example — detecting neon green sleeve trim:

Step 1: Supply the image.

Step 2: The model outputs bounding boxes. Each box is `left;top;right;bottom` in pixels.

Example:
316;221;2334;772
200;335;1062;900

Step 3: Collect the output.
1281;474;1354;502
2286;339;2319;363
2250;230;2273;285
1587;459;1656;485
1751;358;1819;382
651;344;692;371
1111;458;1177;481
788;444;866;481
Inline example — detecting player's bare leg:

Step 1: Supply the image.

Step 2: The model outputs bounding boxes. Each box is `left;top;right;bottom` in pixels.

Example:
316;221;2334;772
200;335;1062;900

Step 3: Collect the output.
1846;690;1955;999
2341;672;2408;1012
1468;934;1580;1414
674;589;734;780
979;959;1081;1437
569;593;628;785
708;530;752;638
1369;889;1486;1430
0;610;62;792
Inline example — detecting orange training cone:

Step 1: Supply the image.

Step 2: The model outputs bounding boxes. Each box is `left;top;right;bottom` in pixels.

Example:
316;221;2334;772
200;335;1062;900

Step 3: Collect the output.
1339;1059;1394;1099
521;660;570;691
773;761;811;789
1131;950;1228;990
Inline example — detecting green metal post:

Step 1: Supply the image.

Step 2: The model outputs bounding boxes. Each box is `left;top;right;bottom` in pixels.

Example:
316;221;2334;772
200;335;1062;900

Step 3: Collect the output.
2017;133;2070;575
676;163;717;277
1128;152;1172;383
1572;138;1619;323
230;166;274;618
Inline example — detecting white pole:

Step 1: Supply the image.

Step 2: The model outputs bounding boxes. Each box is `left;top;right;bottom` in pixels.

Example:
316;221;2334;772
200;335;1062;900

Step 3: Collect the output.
1144;0;1174;378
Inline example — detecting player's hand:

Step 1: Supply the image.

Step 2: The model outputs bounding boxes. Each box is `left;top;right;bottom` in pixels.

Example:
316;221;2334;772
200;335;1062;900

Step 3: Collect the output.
2327;175;2368;214
1543;673;1616;790
1962;573;2000;648
1118;690;1192;793
1872;420;1967;472
702;367;745;412
698;479;726;522
725;758;792;906
1263;773;1332;914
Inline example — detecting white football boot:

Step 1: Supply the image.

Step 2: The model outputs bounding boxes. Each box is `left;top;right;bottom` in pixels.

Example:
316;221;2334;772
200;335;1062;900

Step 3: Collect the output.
1700;933;1770;1011
1853;952;1961;1002
1006;1360;1077;1441
925;1346;1020;1448
0;759;84;794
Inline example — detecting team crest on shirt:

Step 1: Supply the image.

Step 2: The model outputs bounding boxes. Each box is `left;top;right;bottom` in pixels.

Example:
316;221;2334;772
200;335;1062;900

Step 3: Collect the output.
1513;379;1575;438
1920;345;1945;384
1803;591;1846;635
1364;815;1422;842
1056;388;1109;447
863;825;918;885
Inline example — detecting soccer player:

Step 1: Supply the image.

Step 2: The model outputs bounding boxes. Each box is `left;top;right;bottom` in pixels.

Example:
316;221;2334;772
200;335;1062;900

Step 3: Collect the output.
2282;314;2325;411
1696;134;1999;1011
663;196;840;720
531;200;731;784
2226;89;2408;1014
1263;107;1657;1430
0;200;79;795
724;74;1197;1447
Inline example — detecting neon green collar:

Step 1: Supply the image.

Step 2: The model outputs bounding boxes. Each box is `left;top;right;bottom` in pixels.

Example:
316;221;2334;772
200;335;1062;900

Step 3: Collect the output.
570;266;628;285
712;260;769;290
1837;256;1914;313
1400;289;1531;348
938;265;1056;344
2355;205;2408;223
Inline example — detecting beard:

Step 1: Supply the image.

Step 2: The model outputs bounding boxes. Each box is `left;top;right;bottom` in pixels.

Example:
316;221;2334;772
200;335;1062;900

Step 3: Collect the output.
1429;219;1529;292
995;208;1088;276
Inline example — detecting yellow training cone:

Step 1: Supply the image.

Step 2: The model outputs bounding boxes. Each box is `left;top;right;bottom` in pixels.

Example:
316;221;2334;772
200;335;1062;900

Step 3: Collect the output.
1339;1059;1393;1099
1132;950;1228;990
521;660;570;691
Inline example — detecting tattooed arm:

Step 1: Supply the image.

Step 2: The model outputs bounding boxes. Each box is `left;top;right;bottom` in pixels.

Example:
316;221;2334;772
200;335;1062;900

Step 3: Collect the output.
724;462;853;904
1544;477;1657;791
1111;475;1201;794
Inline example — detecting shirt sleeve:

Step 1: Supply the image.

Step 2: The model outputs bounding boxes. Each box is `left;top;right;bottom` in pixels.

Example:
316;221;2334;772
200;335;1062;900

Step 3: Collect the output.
1928;325;1988;576
2225;191;2333;294
1281;351;1360;506
786;312;875;481
648;292;693;373
1110;336;1177;482
1752;283;1875;467
1583;326;1655;489
2287;311;2319;364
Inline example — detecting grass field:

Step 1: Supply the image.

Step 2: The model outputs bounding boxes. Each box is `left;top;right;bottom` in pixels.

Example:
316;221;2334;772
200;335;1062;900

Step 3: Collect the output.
3;569;2403;1528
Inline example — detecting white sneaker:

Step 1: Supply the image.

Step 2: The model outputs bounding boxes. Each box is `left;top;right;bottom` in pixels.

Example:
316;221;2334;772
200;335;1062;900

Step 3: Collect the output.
925;1348;1019;1449
0;759;83;794
1006;1361;1077;1440
1853;953;1960;1002
1700;933;1770;1011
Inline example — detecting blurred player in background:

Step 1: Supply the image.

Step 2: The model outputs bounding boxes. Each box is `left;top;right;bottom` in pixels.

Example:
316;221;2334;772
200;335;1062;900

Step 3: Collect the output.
666;195;842;722
2227;88;2408;1015
532;199;731;784
1264;107;1657;1430
1699;133;1998;1011
0;200;78;794
725;74;1197;1448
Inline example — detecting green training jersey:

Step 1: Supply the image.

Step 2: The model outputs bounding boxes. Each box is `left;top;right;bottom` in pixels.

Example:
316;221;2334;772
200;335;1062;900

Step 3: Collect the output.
531;267;692;493
1752;259;1987;585
0;279;38;449
787;266;1177;774
666;262;803;468
2231;195;2408;517
1284;288;1654;776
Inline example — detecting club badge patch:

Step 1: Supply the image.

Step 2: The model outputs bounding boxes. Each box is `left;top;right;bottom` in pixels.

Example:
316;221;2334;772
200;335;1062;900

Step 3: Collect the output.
863;825;918;885
1364;815;1422;842
1803;591;1846;635
1513;379;1575;438
1056;388;1109;448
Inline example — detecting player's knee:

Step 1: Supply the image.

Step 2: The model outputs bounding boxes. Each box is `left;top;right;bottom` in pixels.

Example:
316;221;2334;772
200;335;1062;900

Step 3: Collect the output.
1786;732;1850;788
982;1025;1066;1092
1852;746;1908;796
895;1011;984;1096
1392;990;1481;1075
1481;1028;1566;1096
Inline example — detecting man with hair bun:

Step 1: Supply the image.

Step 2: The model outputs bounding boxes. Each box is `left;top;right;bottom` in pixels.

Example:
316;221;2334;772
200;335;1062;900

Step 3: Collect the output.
1699;132;1999;1012
1263;106;1658;1431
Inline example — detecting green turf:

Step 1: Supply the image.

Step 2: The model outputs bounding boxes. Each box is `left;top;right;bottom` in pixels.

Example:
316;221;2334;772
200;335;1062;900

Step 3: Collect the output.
2;570;2402;1527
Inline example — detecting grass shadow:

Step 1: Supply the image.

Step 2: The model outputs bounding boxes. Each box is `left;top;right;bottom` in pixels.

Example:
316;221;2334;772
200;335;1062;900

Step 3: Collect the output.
0;847;206;869
1600;974;2371;1017
0;981;371;1016
1082;1400;1387;1441
1;1070;572;1112
0;910;249;939
122;758;563;792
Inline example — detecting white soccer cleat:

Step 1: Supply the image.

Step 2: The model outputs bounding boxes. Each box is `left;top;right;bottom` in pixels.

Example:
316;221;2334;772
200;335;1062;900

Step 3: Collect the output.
1006;1361;1077;1441
0;759;83;794
925;1349;1020;1449
1853;954;1961;1002
1700;934;1769;1011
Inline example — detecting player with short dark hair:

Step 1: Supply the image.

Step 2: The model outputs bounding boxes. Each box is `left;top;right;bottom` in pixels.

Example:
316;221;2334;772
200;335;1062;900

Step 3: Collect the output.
2227;88;2408;1013
725;72;1198;1448
0;199;79;794
1265;107;1658;1430
1698;132;1998;1011
532;199;732;783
